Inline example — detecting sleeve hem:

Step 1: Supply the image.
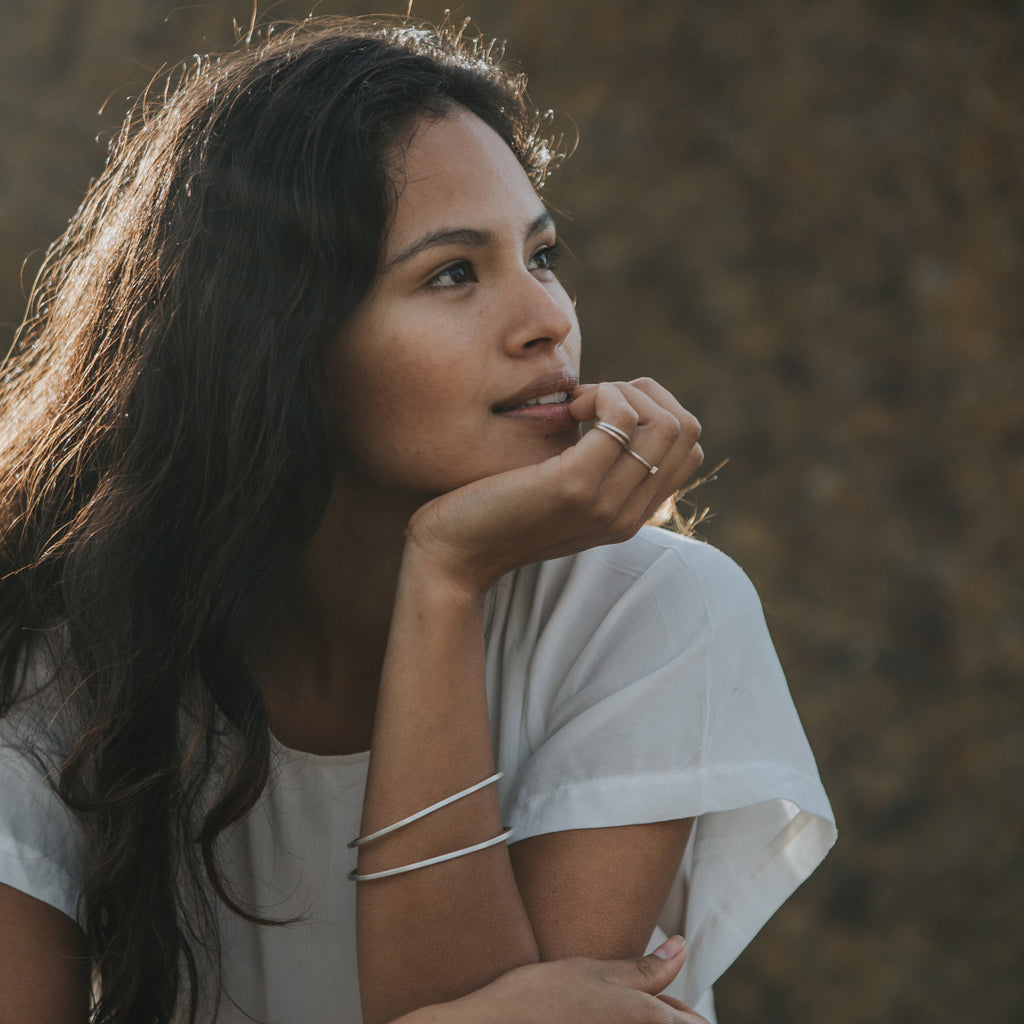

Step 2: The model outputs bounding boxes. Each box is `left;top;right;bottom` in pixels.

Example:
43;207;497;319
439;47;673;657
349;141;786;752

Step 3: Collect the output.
0;846;81;923
503;772;837;1007
681;805;837;1003
504;763;835;841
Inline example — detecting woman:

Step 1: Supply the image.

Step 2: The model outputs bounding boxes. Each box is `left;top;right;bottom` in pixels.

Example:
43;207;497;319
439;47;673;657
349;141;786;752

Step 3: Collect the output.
0;17;836;1024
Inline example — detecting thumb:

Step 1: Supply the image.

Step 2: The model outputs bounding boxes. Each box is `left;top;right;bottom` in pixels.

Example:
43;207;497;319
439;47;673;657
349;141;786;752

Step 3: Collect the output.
597;935;687;996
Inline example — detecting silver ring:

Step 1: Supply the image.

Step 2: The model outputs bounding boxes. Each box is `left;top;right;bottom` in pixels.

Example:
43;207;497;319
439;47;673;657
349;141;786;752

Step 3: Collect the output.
624;446;659;475
593;420;631;447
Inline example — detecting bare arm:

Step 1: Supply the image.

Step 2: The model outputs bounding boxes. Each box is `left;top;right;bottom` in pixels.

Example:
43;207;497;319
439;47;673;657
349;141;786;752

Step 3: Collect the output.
355;564;539;1021
0;881;709;1024
510;820;694;960
356;381;704;1023
395;937;709;1024
0;884;90;1024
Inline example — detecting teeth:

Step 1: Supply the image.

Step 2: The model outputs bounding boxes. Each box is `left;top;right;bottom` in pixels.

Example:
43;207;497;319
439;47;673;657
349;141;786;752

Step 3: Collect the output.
513;391;570;410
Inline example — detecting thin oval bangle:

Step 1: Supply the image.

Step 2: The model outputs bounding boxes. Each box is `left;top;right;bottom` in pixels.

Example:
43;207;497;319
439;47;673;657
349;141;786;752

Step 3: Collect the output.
347;771;504;849
348;827;514;882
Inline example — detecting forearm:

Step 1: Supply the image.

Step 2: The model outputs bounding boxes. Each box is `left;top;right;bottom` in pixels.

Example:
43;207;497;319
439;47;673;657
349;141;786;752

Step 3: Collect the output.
381;939;705;1024
355;381;705;1021
356;544;538;1024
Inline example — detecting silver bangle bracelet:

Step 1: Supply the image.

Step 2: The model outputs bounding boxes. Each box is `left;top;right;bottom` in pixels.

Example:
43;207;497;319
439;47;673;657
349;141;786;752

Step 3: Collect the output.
347;771;504;849
347;827;514;882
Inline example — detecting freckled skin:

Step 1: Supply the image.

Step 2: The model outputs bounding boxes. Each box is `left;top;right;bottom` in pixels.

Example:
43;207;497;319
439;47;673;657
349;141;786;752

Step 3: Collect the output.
326;110;582;501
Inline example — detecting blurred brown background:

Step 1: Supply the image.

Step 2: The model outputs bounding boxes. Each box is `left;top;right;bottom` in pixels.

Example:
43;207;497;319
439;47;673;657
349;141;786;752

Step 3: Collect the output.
2;1;1021;1020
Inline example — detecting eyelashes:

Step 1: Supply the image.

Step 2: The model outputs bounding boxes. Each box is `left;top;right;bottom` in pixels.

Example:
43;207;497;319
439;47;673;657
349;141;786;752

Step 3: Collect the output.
430;261;475;288
530;240;564;273
428;241;565;289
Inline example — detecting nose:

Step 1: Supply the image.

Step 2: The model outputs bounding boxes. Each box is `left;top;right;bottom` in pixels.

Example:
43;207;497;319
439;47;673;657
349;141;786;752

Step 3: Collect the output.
500;270;577;356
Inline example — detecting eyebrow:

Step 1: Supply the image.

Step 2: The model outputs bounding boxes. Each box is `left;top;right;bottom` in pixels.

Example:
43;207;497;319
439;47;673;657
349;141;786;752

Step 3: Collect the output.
385;210;555;270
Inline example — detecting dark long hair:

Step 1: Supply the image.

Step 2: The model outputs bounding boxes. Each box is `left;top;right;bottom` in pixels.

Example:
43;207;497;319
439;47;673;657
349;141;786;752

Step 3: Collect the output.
0;17;555;1023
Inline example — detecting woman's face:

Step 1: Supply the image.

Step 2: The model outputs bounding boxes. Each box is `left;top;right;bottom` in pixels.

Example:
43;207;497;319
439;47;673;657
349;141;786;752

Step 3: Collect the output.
327;108;582;501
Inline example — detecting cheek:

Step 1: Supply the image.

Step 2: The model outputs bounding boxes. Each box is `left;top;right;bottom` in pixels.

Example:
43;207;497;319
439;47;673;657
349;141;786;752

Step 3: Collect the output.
328;333;458;461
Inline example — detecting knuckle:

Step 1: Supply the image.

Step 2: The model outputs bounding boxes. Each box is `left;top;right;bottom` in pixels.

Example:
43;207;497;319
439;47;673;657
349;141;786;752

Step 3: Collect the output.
628;954;656;980
652;411;682;443
590;495;623;525
612;524;642;546
615;512;646;541
630;375;658;392
560;476;593;508
620;407;641;432
653;1002;680;1024
647;999;679;1024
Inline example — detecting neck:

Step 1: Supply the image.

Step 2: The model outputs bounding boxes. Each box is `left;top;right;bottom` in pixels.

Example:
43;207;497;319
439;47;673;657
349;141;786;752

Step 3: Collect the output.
261;477;426;754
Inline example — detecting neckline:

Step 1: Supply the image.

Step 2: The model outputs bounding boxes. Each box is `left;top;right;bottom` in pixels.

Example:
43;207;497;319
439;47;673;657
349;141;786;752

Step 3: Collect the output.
263;576;502;765
268;729;371;765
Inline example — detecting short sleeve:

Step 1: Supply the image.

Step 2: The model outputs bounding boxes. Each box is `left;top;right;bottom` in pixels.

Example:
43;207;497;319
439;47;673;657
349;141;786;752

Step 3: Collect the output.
486;528;837;1007
0;715;83;924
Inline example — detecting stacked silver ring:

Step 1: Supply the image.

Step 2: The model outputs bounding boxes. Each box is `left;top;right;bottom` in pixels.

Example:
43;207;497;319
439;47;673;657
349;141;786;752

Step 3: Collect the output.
593;420;659;475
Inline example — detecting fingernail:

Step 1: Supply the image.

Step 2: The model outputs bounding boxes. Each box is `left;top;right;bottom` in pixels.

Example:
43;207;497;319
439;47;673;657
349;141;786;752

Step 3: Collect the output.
652;935;686;960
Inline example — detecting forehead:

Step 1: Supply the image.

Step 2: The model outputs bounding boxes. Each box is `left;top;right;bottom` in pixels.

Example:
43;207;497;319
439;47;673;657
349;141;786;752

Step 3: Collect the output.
385;110;546;247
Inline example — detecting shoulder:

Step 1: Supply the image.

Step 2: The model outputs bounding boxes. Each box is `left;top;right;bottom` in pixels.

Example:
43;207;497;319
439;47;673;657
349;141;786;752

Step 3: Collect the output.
486;527;773;725
1;636;73;768
590;524;755;593
489;529;824;842
0;701;83;925
0;661;73;818
496;526;763;641
0;636;82;914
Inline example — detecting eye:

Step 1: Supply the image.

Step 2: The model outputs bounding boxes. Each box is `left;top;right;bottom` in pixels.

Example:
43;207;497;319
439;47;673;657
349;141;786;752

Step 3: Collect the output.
529;241;564;274
429;260;476;288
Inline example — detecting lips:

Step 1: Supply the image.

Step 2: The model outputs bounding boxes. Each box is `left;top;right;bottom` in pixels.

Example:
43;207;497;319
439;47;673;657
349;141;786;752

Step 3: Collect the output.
492;370;579;413
503;391;571;411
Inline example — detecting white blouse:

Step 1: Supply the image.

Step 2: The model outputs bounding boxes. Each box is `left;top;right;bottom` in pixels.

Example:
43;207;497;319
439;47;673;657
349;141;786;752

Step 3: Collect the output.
0;527;836;1022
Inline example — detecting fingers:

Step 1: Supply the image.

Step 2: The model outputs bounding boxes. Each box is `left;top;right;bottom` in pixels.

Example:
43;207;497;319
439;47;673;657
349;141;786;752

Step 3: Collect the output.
473;940;702;1024
657;995;712;1024
406;375;704;585
629;377;704;490
588;936;708;1023
569;380;703;536
568;382;643;478
592;934;687;995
